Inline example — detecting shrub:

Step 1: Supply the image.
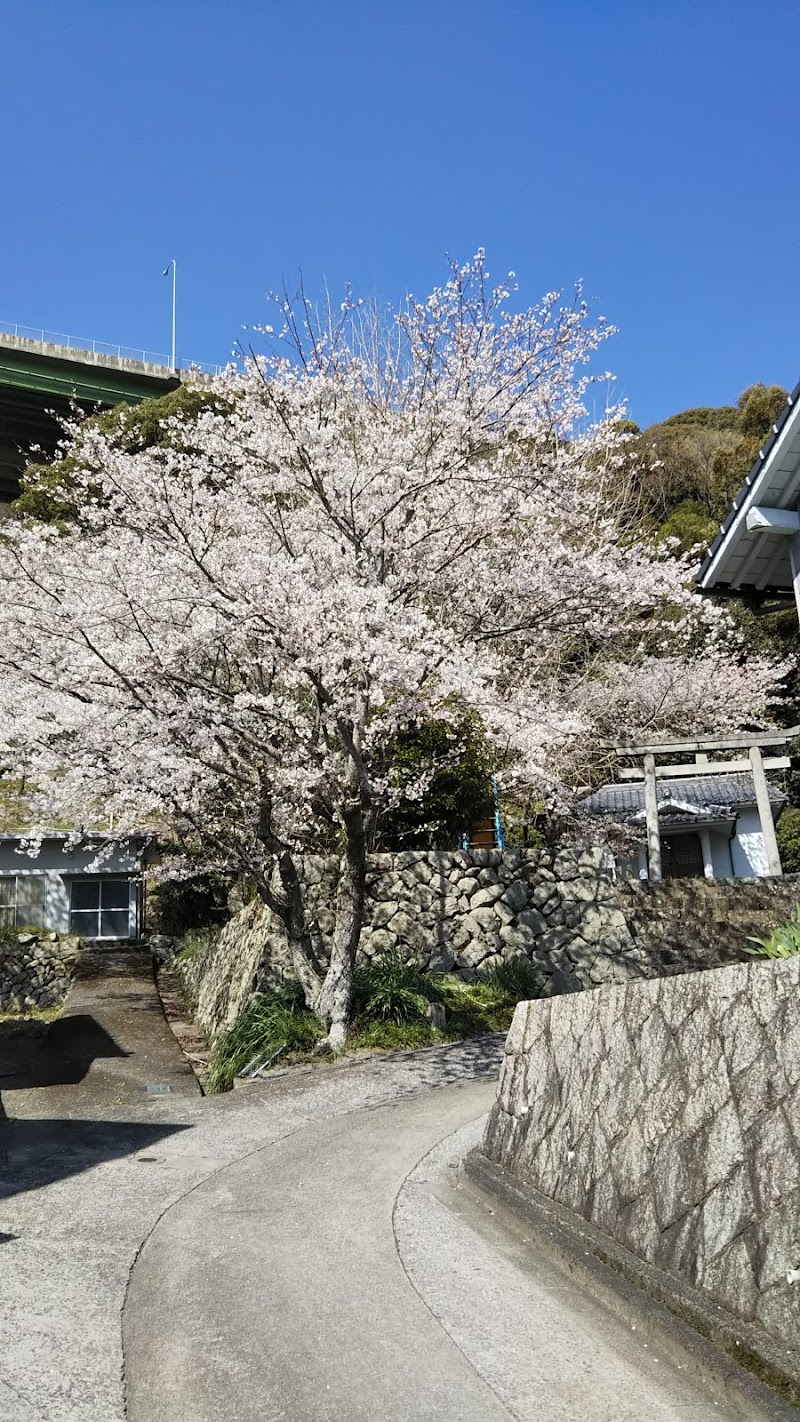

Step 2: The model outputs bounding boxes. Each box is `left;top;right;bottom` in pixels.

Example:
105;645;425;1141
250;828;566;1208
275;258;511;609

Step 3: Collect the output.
354;951;443;1024
776;807;800;876
745;909;800;960
149;872;230;937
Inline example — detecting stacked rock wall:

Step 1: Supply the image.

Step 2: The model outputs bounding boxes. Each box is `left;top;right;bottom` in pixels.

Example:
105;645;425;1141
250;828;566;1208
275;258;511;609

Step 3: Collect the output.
176;848;800;1043
0;930;81;1013
480;958;800;1356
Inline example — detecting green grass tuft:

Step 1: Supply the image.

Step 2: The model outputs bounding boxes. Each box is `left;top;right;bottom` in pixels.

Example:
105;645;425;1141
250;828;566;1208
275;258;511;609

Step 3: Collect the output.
205;982;324;1093
204;951;541;1092
483;953;542;1001
174;928;215;964
744;908;800;959
353;951;444;1024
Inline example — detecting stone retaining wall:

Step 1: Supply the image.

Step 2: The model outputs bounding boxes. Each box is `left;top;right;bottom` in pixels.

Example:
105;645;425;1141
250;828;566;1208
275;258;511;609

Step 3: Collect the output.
0;930;81;1013
481;958;800;1355
175;848;800;1043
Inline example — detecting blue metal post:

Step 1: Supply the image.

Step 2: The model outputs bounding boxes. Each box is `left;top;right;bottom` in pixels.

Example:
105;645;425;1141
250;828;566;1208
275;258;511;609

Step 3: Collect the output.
492;774;505;850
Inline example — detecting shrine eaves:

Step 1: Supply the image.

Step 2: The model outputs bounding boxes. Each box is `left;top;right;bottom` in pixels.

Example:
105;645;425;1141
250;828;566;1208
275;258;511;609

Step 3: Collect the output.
697;378;800;622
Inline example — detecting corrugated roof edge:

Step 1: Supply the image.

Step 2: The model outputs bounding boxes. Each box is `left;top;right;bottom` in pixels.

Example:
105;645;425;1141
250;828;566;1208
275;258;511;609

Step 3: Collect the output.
696;376;800;590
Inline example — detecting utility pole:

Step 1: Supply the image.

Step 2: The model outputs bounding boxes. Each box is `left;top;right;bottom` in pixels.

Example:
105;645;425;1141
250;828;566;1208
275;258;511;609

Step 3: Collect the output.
162;259;177;371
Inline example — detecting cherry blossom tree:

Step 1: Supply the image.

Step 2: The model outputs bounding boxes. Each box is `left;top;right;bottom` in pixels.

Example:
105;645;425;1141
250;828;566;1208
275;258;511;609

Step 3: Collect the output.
0;254;784;1046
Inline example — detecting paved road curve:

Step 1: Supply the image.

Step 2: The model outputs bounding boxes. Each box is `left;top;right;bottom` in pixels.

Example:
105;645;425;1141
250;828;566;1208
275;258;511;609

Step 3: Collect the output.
0;1023;502;1422
124;1084;786;1422
1;979;793;1422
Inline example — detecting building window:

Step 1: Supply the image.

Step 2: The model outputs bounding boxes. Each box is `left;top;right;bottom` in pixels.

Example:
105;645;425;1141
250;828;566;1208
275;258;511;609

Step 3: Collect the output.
0;875;46;930
69;878;131;939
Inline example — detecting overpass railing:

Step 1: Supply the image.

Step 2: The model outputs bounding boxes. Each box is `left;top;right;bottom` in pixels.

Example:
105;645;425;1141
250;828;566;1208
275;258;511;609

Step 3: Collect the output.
0;321;226;377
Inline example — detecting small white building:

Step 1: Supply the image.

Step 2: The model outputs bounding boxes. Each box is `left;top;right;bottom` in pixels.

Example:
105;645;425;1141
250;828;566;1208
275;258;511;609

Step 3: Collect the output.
581;772;787;880
0;833;154;939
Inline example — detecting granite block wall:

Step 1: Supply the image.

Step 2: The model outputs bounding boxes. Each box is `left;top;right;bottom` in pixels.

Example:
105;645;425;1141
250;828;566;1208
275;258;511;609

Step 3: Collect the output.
481;958;800;1354
174;848;800;1044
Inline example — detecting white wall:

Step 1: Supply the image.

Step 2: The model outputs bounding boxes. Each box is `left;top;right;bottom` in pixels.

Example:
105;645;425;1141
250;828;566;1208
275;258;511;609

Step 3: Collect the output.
0;838;143;936
618;827;747;881
707;830;734;878
730;808;770;878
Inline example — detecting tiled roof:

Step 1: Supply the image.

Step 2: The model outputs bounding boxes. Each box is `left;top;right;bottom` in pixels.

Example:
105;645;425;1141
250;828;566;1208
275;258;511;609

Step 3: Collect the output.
581;772;786;819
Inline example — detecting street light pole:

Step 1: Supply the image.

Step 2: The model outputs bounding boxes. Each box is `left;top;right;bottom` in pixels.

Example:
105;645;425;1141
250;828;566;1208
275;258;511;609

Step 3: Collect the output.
162;259;177;371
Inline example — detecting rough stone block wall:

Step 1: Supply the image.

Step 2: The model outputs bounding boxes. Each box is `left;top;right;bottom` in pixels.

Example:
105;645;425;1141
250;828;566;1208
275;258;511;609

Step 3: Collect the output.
481;958;800;1354
177;848;642;1040
617;875;800;974
176;900;275;1048
175;848;800;1044
0;930;80;1012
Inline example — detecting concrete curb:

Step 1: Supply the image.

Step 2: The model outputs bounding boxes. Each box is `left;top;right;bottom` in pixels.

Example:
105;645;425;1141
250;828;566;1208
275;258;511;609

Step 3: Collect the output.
463;1149;800;1419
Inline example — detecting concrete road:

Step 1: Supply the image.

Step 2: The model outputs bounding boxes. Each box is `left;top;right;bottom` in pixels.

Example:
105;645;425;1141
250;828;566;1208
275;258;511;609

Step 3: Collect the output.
0;948;198;1117
2;1023;794;1421
124;1084;786;1422
0;1038;501;1421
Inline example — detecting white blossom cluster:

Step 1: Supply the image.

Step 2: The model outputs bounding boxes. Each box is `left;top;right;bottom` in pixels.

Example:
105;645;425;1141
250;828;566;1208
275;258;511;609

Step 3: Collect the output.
0;254;784;885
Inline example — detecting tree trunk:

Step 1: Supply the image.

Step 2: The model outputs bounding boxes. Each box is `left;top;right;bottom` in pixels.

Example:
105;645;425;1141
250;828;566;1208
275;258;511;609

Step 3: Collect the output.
256;707;370;1049
313;816;366;1050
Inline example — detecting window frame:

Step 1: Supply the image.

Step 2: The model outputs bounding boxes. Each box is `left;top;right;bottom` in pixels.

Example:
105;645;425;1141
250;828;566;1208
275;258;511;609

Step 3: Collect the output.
0;874;47;931
68;876;134;940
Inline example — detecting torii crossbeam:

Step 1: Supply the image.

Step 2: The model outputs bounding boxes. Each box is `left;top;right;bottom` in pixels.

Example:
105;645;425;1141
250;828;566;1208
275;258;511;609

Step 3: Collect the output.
608;725;798;880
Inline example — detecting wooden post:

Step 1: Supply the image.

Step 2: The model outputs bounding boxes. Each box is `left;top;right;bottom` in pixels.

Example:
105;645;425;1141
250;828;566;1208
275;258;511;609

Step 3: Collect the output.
749;745;783;877
643;753;662;881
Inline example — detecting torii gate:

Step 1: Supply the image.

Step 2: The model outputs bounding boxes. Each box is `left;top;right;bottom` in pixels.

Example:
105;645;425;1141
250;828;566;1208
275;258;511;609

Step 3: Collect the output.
610;725;797;880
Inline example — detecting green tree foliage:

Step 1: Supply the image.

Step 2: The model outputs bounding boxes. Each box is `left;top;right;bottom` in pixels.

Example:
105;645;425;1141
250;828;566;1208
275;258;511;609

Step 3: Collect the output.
148;871;231;936
656;499;718;551
374;712;495;850
737;382;787;440
776;807;800;876
632;383;789;553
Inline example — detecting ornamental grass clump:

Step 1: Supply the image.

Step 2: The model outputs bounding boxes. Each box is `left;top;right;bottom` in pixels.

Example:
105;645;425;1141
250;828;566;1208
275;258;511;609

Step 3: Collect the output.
745;909;800;960
353;951;444;1024
483;953;541;1001
205;951;543;1090
206;983;323;1093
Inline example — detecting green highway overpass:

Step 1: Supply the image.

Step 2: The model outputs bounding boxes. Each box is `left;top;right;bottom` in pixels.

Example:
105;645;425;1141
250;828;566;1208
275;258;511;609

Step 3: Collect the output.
0;332;184;499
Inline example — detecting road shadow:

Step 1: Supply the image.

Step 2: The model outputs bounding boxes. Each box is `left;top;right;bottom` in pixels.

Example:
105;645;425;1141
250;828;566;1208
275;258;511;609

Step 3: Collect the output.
0;1015;192;1212
0;1015;129;1096
395;1033;506;1089
0;1116;191;1208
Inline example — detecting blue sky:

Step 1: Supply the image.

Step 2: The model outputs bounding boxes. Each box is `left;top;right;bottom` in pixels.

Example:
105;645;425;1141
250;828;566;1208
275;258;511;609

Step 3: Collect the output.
2;0;798;427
